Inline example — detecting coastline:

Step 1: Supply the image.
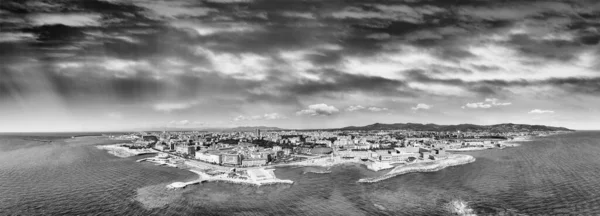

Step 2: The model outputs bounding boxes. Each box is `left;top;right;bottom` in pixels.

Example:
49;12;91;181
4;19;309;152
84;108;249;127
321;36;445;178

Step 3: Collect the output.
135;155;295;188
191;169;293;186
272;156;365;168
358;154;476;183
92;136;514;187
446;147;493;152
366;162;396;171
165;168;293;189
95;144;157;158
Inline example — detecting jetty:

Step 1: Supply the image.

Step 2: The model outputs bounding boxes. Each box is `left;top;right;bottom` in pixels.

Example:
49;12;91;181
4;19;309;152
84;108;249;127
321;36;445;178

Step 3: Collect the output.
167;180;204;189
358;154;476;183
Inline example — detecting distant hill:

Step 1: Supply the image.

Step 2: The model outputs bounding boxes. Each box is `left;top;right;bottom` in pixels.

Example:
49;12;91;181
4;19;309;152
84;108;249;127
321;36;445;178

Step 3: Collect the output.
337;123;573;132
136;126;284;132
133;123;571;133
229;126;284;131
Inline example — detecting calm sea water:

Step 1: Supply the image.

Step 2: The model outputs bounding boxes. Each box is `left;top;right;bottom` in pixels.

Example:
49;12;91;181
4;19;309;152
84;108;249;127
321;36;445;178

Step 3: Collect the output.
1;132;600;215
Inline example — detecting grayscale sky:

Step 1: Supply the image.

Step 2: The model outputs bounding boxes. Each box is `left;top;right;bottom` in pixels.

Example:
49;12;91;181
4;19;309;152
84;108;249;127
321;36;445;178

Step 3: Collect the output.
1;0;600;132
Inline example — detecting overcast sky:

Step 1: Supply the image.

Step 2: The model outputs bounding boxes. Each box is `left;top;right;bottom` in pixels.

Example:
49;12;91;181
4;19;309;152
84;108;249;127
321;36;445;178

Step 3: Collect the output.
1;0;600;132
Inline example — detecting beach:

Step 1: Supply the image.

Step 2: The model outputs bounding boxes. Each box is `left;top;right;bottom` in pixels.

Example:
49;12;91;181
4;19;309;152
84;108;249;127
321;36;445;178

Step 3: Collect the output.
358;154;476;183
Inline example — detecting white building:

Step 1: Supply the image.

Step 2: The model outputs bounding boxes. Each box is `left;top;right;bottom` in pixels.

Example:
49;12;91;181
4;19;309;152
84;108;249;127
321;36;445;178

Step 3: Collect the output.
195;152;221;164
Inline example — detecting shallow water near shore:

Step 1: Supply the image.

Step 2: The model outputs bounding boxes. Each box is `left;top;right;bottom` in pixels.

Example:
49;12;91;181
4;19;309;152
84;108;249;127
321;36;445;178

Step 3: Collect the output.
2;132;600;215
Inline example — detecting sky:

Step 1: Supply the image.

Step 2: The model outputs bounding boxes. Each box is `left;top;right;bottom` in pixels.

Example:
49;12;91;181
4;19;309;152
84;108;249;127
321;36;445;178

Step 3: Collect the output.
1;0;600;132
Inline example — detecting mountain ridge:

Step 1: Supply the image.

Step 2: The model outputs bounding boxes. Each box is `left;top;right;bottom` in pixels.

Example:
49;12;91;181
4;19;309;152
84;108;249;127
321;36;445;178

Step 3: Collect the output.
336;123;573;132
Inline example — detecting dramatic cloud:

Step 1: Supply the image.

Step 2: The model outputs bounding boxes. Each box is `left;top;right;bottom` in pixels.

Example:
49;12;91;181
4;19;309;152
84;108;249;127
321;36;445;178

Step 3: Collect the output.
1;0;600;131
411;103;432;111
529;109;555;114
296;104;339;116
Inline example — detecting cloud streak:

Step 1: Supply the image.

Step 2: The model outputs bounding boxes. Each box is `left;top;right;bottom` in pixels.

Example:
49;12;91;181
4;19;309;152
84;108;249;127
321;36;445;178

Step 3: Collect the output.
153;102;197;112
412;103;432;111
296;104;339;116
462;98;512;109
234;113;287;121
529;109;555;114
27;13;103;26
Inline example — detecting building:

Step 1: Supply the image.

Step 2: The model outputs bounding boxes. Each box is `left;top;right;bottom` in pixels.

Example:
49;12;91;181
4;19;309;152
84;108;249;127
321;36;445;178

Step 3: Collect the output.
175;145;195;156
394;147;420;154
288;137;300;144
334;139;350;146
195;152;221;164
429;148;447;159
375;150;417;162
282;148;292;155
379;153;393;161
420;150;431;159
272;146;282;152
349;144;370;150
258;151;273;161
221;154;242;165
337;150;372;159
241;158;267;167
187;146;196;156
155;144;168;151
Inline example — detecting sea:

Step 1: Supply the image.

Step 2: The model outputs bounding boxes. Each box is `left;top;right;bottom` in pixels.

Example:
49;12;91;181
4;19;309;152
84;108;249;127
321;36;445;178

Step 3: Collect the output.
1;131;600;215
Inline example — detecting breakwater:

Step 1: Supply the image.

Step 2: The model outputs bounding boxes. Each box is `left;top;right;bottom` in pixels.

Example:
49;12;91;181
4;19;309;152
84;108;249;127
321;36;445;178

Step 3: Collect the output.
187;169;293;187
358;154;476;183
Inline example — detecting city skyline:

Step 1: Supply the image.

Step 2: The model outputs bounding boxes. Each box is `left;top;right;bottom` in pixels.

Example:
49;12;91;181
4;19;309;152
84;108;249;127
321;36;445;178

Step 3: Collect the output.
2;0;600;132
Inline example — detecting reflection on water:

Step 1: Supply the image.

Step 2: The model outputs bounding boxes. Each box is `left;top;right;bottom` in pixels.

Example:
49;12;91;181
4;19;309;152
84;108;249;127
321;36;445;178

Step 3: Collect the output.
2;132;600;215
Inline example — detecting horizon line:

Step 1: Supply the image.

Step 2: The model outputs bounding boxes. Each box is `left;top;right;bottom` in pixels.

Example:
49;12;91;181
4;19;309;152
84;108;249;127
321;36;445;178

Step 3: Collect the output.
0;122;589;133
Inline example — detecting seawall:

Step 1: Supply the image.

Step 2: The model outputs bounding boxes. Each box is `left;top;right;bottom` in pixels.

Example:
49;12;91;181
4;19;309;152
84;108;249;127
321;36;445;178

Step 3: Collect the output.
358;154;476;183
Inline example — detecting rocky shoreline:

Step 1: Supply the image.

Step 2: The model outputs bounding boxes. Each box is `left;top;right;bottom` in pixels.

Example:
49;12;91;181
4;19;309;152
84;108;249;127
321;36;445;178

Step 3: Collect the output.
358;154;476;183
181;169;293;187
272;156;368;169
96;144;157;158
446;147;493;152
